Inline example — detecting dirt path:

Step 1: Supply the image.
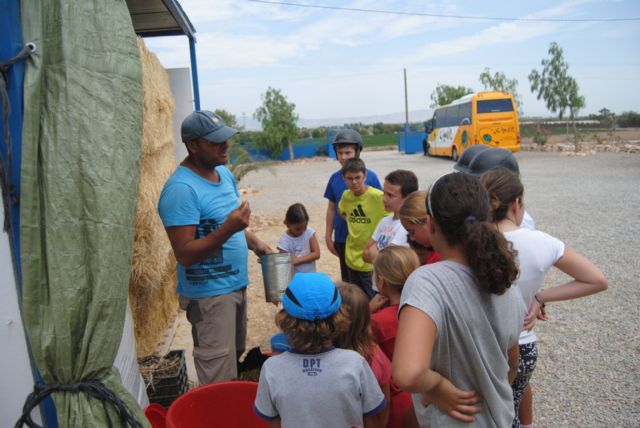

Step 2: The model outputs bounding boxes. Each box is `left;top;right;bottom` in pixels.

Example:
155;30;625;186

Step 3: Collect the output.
170;129;640;388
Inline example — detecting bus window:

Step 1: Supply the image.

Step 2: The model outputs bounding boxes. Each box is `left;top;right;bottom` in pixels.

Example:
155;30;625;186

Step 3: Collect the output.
446;105;457;127
459;102;472;123
442;107;452;127
477;99;514;113
424;119;434;134
435;109;445;128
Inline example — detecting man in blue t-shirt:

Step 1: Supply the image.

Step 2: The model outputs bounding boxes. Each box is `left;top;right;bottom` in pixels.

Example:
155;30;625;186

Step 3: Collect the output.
324;129;381;281
158;110;272;385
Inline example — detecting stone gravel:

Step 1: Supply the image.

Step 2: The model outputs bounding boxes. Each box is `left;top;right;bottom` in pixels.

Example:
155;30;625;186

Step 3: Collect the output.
240;150;640;427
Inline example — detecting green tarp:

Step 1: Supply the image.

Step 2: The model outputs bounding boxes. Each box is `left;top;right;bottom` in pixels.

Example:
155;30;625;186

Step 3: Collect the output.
19;1;147;425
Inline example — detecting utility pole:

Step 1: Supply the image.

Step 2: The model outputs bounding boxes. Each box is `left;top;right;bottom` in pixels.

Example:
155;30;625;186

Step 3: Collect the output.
403;68;409;152
404;68;409;124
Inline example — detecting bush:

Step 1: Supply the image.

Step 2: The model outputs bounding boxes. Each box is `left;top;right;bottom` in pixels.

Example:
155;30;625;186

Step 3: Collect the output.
617;111;640;128
533;130;548;146
311;128;326;138
298;128;311;138
255;132;287;158
532;124;550;146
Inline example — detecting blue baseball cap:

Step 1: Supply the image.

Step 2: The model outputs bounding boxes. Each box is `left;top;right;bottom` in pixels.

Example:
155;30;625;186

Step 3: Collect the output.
281;273;342;321
181;110;238;143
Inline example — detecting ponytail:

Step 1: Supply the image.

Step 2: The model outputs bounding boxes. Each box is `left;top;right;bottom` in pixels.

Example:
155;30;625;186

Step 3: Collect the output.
461;220;518;294
479;167;524;222
428;173;518;295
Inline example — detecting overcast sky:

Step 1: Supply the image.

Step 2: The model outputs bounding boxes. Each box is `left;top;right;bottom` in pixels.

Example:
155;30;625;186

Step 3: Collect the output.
145;0;640;123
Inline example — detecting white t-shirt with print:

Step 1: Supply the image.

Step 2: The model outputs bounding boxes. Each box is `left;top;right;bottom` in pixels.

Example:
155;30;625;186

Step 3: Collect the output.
371;215;409;250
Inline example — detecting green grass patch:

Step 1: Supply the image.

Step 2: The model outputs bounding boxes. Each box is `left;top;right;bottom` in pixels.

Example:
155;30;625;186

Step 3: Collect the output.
363;133;397;147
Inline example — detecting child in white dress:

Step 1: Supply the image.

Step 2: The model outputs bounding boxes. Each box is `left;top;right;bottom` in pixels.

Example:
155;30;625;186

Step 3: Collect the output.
277;203;320;273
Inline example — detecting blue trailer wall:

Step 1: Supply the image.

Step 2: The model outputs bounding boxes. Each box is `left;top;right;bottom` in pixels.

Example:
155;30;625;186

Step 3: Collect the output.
0;0;26;265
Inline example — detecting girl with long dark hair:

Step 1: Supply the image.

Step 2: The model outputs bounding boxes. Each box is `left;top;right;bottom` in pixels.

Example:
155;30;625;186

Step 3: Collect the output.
393;172;526;426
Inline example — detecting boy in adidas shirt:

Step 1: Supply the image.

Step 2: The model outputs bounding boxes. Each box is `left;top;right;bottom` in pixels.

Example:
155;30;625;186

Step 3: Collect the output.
338;158;389;299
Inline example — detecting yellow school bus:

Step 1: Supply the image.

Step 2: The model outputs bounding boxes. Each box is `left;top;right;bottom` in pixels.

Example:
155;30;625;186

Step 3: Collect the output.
424;91;520;160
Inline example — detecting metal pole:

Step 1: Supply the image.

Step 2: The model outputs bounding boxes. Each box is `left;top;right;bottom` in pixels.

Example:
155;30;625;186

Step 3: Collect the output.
188;36;201;110
404;68;409;124
403;68;409;152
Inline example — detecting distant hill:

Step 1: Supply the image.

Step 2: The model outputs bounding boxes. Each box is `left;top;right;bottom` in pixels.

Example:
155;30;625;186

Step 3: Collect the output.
243;109;433;131
298;109;433;129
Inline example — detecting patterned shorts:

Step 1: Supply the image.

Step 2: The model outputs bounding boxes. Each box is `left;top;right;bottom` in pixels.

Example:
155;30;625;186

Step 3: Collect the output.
511;341;538;428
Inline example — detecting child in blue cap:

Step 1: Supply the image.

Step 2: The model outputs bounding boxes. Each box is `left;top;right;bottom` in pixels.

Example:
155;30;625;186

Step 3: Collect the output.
254;272;387;428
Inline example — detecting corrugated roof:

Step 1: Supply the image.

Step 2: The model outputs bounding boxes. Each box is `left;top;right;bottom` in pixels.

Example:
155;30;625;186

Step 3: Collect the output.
125;0;196;39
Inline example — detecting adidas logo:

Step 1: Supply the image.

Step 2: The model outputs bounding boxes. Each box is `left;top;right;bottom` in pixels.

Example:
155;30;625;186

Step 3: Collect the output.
349;204;371;224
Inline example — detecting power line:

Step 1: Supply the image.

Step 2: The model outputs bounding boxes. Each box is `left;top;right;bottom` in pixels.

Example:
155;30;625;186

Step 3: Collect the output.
247;0;640;22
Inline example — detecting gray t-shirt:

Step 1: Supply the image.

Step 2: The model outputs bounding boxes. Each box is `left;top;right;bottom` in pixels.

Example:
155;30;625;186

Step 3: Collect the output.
254;348;386;428
399;261;525;428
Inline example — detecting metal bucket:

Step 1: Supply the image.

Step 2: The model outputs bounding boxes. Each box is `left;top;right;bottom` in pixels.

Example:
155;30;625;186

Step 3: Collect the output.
260;253;294;303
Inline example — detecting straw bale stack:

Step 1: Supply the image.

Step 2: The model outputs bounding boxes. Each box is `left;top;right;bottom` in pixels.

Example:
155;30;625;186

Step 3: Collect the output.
129;37;179;356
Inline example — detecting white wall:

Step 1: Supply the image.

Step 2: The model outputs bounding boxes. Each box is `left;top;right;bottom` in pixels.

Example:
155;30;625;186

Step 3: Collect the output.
166;67;194;164
0;205;41;426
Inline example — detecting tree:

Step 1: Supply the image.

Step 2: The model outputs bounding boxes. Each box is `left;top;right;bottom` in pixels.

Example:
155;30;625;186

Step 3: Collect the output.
617;111;640;127
595;107;614;131
479;68;523;115
214;108;242;130
298;128;311;138
529;42;585;140
597;108;612;121
429;84;473;108
311;127;326;138
372;122;386;135
254;87;299;159
213;108;258;181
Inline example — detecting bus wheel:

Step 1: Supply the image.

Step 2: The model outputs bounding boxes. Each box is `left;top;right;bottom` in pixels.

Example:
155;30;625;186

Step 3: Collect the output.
451;146;459;161
426;143;432;157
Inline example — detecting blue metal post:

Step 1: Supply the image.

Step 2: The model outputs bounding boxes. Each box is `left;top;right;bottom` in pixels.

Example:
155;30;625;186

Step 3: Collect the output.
188;36;200;110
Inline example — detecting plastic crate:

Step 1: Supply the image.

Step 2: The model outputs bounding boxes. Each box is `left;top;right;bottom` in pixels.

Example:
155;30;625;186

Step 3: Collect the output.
141;350;189;408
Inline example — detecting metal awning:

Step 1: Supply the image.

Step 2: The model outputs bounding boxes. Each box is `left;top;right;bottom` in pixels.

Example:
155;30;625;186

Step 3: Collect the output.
125;0;201;109
126;0;196;38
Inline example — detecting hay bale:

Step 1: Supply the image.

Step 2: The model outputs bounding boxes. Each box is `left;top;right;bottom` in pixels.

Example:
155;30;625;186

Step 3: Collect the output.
138;38;176;157
129;37;179;356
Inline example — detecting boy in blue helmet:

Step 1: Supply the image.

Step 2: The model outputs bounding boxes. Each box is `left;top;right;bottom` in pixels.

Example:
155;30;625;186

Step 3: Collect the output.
324;129;382;282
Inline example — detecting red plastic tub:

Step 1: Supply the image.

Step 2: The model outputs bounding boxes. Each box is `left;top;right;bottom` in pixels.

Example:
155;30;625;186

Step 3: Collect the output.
144;403;167;428
166;381;268;428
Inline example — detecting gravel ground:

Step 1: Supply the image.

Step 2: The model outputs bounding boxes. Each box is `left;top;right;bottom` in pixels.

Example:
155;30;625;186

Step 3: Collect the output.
238;149;640;427
171;149;639;426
